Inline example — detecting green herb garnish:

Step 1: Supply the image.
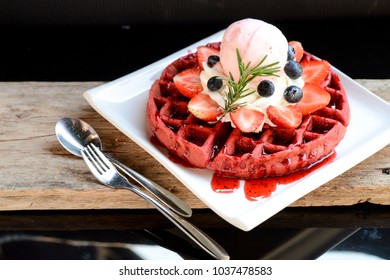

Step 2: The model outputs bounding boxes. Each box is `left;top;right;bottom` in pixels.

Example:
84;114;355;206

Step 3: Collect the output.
220;49;280;114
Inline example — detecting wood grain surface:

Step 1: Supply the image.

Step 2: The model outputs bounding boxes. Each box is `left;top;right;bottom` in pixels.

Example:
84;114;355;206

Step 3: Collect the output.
0;80;389;211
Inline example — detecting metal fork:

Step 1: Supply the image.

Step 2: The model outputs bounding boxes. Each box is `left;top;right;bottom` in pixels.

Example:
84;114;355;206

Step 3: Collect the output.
81;143;229;260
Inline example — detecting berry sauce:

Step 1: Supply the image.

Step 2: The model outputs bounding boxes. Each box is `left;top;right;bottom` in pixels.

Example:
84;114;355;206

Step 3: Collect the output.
150;136;195;168
211;175;240;193
211;151;336;201
168;153;194;168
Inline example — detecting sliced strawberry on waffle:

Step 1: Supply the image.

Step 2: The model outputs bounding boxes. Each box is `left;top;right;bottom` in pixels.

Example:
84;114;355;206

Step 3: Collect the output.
197;46;220;70
173;68;203;98
267;105;302;128
301;60;331;86
188;93;223;122
297;83;331;115
230;108;265;133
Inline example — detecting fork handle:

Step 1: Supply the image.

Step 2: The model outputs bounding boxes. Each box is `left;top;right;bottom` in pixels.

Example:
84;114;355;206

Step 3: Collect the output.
107;156;192;218
129;183;229;260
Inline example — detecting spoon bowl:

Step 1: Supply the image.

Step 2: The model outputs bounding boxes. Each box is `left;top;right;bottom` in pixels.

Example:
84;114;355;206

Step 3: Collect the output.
55;117;102;157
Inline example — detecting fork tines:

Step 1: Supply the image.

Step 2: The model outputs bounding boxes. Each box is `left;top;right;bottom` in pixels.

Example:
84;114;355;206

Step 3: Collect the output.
82;143;111;175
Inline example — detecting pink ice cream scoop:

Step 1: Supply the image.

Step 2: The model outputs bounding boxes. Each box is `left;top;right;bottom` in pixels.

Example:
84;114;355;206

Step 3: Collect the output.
220;18;288;81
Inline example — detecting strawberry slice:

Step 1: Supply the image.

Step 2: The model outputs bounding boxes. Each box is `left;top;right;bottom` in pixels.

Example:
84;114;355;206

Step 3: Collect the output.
296;83;331;115
173;68;203;98
288;41;304;62
188;93;223;121
197;46;220;70
301;60;331;86
267;105;302;128
230;108;265;133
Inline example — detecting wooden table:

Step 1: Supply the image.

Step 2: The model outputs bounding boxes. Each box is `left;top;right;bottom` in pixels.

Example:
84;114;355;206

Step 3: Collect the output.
1;80;389;215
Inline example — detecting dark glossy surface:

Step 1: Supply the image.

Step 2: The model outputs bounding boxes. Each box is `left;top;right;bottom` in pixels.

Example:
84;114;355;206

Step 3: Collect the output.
1;227;389;260
0;205;390;259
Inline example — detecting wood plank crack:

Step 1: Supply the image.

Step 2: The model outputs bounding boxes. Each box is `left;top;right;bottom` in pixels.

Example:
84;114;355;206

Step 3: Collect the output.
0;133;56;142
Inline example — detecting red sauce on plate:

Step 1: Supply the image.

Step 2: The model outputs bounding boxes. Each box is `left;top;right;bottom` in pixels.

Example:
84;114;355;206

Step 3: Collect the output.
150;135;163;147
168;153;195;168
150;136;197;168
211;175;240;193
211;152;336;201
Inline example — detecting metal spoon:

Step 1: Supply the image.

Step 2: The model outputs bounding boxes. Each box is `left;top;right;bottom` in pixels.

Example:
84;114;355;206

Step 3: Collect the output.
55;117;192;217
82;143;229;260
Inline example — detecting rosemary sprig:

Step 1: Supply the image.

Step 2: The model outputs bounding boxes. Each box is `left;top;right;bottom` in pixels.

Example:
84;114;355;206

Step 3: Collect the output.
220;49;280;114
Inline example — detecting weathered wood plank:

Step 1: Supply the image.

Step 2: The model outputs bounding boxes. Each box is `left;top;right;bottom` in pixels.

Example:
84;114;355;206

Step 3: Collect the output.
0;80;389;210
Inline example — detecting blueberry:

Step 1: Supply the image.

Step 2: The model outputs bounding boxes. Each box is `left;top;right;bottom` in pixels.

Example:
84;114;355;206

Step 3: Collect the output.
207;76;223;91
287;45;295;61
207;55;220;68
284;85;303;103
284;60;303;80
257;80;275;97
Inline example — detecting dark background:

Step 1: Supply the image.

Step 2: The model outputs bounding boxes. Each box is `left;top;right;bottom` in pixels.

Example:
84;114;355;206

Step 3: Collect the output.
0;0;389;81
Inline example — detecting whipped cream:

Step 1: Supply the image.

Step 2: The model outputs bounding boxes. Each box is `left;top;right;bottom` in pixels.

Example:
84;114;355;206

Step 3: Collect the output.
199;19;305;132
200;60;304;131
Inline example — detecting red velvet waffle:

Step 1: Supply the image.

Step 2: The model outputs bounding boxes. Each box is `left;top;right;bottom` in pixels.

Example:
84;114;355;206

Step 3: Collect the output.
147;43;350;179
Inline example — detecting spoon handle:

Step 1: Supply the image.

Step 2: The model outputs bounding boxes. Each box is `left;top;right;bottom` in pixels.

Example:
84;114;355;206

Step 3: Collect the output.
129;183;229;260
107;156;192;218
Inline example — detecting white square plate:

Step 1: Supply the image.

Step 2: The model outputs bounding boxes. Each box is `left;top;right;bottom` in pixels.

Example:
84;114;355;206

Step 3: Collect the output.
84;30;390;231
